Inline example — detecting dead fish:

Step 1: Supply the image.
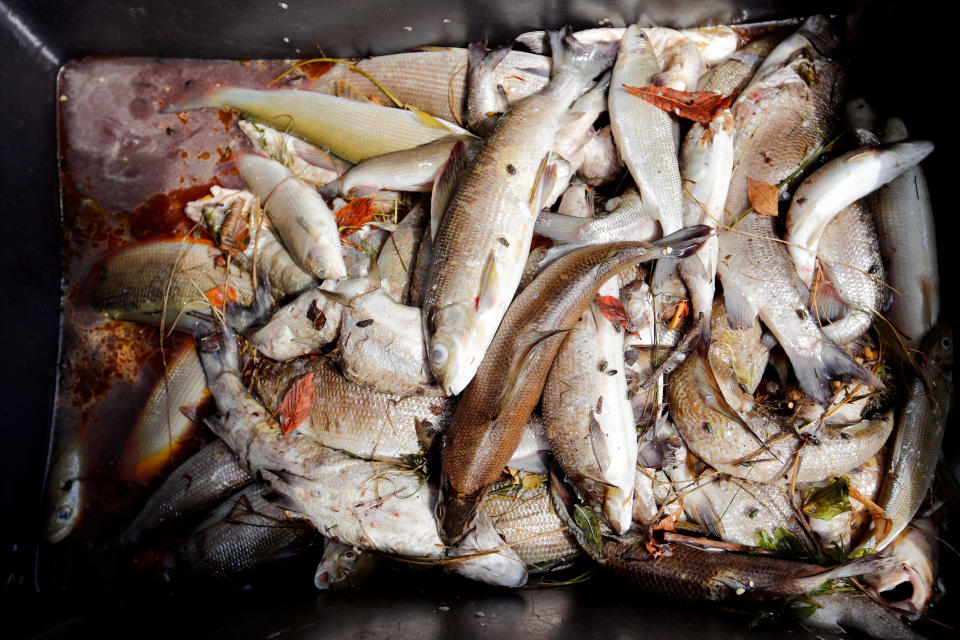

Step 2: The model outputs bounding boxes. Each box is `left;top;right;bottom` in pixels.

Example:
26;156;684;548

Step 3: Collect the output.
716;15;878;404
553;479;895;601
165;485;318;582
321;135;478;199
542;292;638;534
609;26;683;241
178;87;470;164
90;239;254;329
466;42;514;136
862;325;953;552
424;31;617;396
255;356;447;461
122;439;253;547
237;154;346;281
874;118;940;347
814;199;887;345
483;476;580;572
184;186;316;299
648;29;706;91
865;518;939;618
42;439;83;544
197;329;527;587
249;278;375;361
238;119;350;188
696;34;781;97
439;227;709;543
314;540;381;591
306;48;551;125
577;125;623;184
376;203;428;305
802;591;925;640
784;141;933;288
121;342;209;484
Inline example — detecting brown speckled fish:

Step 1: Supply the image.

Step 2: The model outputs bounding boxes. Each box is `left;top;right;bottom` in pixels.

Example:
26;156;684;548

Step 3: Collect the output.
439;227;710;542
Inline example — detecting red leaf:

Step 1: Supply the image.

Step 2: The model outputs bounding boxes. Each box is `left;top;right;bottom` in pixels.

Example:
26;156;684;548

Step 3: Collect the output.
204;284;238;309
623;85;732;123
746;177;779;216
279;372;314;435
334;197;375;238
595;295;636;335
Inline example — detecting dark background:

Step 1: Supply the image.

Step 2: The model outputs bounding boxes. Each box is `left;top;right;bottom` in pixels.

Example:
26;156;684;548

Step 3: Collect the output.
1;0;954;637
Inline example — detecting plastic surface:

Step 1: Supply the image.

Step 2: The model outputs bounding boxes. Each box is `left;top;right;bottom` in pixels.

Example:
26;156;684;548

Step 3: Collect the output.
1;1;956;637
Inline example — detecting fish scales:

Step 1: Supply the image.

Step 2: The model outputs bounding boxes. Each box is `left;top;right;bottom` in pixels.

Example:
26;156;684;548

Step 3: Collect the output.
439;229;708;542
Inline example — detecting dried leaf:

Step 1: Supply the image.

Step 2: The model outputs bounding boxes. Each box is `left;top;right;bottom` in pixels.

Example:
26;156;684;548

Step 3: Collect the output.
666;299;690;331
623;84;732;123
848;485;893;545
530;234;552;251
334;197;375;238
747;178;779;216
652;500;683;534
521;473;544;491
204;284;238;309
595;295;635;335
279;372;314;435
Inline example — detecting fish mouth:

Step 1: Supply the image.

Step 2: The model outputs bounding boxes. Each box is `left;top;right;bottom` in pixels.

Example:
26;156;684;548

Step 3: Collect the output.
438;481;485;545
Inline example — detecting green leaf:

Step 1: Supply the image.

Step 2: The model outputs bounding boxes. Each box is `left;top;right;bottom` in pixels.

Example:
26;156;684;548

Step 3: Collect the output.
802;476;852;521
808;578;857;597
756;529;776;551
773;527;805;555
573;504;603;555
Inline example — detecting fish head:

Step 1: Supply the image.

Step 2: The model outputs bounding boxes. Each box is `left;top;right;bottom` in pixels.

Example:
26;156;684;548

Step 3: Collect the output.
43;446;82;544
425;302;480;396
306;244;348;281
437;473;484;545
924;325;953;380
314;541;379;591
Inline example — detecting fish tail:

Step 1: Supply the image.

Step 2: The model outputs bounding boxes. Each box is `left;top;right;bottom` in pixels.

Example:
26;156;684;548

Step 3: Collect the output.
548;27;618;86
226;270;275;333
163;88;235;114
193;322;242;384
792;553;897;593
533;211;590;243
788;334;883;405
316;179;341;204
468;41;513;76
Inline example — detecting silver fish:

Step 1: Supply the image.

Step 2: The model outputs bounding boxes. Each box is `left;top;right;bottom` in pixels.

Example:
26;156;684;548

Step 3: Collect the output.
802;592;925;640
609;26;683;239
122;439;253;547
784;141;933;288
376;203;428;304
42;439;83;544
466;43;513;136
865;517;939;618
577;125;623;184
237;154;347;281
875;118;940;347
166;485;317;581
716;16;877;404
863;325;953;552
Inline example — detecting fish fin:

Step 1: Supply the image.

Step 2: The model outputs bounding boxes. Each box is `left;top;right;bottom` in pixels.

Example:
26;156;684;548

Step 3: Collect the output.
493;328;570;420
793;553;898;593
225;269;275;333
722;284;759;330
468;41;513;76
533;211;590;243
317;288;355;308
650;225;713;259
410;106;455;131
477;251;500;313
431;140;470;241
316;180;341;204
651;259;678;291
290;139;352;174
532;158;558;211
789;336;883;405
589;411;611;473
201;415;229;440
257;469;309;513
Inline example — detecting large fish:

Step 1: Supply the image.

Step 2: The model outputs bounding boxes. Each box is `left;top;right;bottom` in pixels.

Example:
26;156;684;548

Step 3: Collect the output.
237;154;347;281
376;203;429;304
861;325;953;552
865;517;939;618
542;294;638;534
423;31;617;396
238;119;350;188
179;88;470;164
609;26;682;241
874;118;940;347
802;592;925;640
438;228;709;542
715;15;877;404
553;480;894;602
197;328;527;587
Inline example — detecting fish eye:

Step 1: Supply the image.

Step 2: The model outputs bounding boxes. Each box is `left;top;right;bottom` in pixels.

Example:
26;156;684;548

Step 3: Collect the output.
430;343;448;366
57;505;73;521
941;337;952;350
343;551;356;560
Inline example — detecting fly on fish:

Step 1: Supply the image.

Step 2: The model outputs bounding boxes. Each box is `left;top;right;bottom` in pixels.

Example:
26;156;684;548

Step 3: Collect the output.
48;12;952;640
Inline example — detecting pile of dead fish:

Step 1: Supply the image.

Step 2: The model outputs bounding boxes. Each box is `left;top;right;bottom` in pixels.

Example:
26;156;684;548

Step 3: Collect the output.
68;14;951;639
